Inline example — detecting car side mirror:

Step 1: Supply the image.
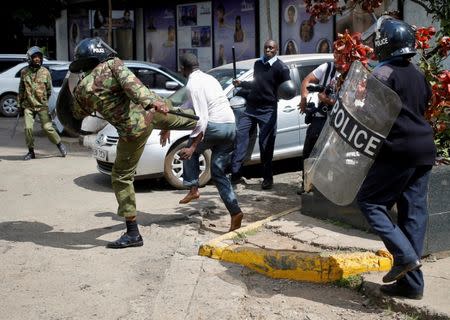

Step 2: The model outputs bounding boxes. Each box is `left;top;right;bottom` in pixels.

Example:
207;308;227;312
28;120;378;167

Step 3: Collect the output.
229;96;246;109
166;81;181;90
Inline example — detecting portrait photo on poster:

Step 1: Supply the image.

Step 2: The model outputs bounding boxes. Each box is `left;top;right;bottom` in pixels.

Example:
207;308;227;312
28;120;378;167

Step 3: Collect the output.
316;38;331;53
285;5;297;25
234;16;244;42
179;5;197;27
70;22;80;47
217;44;227;66
299;19;314;42
283;39;298;55
92;9;107;29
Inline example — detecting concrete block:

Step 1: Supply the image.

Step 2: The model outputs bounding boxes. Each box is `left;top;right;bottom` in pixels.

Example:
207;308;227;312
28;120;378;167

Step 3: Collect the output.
302;165;450;255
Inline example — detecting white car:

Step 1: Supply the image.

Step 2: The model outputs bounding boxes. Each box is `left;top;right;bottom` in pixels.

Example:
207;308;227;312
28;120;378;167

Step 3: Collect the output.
55;60;187;136
0;60;69;117
93;54;334;188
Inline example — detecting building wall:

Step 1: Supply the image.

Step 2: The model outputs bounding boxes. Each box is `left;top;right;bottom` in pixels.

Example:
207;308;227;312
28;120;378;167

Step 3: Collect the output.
258;0;279;56
56;10;69;61
55;0;446;68
403;0;449;69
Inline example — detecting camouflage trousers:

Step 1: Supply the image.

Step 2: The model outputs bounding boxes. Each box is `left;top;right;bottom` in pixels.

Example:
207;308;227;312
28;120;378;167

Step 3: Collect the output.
24;108;61;148
112;110;197;218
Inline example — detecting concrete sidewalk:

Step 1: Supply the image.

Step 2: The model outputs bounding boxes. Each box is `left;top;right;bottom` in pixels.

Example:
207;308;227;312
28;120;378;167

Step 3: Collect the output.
199;207;450;319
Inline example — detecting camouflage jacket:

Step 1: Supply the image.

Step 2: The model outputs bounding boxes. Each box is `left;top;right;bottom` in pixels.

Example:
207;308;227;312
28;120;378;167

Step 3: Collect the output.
72;57;170;139
18;66;52;112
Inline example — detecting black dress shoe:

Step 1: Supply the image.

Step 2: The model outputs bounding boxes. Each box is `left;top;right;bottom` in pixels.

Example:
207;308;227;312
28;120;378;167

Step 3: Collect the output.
382;260;422;283
261;179;273;190
380;283;423;300
24;151;35;160
57;143;67;157
296;186;305;195
106;233;143;249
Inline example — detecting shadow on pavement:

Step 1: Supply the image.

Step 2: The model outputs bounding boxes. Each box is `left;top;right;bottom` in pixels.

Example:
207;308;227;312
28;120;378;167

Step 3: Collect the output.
0;220;123;250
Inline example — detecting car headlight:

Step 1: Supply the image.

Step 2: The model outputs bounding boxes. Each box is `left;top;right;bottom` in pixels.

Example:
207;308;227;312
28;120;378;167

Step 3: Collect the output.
95;133;107;146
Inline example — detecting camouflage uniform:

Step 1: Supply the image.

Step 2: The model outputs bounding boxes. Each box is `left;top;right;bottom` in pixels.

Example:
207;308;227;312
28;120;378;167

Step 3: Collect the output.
72;58;196;218
18;65;62;148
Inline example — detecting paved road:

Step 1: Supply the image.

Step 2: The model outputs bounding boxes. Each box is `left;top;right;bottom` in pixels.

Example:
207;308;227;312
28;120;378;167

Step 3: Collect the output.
0;117;413;319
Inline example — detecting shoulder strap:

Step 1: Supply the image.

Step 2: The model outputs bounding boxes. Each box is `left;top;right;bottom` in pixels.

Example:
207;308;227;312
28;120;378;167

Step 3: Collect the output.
322;62;336;86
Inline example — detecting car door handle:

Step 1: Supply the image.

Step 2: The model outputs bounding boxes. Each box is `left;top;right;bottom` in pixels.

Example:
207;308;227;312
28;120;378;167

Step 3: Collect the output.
282;106;297;112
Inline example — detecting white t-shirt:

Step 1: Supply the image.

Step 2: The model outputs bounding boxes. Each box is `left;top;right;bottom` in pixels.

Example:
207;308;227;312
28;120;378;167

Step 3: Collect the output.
312;62;340;87
307;62;340;113
186;69;235;138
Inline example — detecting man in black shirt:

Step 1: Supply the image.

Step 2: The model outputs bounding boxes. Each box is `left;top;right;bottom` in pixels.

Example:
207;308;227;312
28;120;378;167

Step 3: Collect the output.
231;39;291;189
358;17;436;300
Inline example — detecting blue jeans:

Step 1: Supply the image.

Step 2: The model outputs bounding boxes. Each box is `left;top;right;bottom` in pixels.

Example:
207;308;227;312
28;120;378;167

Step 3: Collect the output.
231;105;277;182
183;122;241;216
357;162;432;293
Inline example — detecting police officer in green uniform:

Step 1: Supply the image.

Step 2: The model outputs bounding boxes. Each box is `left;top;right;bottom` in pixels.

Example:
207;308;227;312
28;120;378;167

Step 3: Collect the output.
69;38;197;249
18;46;67;160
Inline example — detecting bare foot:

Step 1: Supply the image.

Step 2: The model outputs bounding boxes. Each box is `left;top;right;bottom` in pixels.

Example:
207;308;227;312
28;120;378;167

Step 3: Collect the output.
179;190;200;204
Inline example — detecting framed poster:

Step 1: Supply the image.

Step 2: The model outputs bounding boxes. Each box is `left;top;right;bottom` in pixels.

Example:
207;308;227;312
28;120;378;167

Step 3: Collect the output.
145;7;177;71
68;11;91;60
177;2;213;71
89;9;135;30
213;0;256;67
280;0;333;55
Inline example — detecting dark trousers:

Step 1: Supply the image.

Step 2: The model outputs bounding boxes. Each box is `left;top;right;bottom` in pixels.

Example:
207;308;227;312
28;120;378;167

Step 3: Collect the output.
357;162;432;294
303;116;327;159
231;105;277;182
301;117;326;186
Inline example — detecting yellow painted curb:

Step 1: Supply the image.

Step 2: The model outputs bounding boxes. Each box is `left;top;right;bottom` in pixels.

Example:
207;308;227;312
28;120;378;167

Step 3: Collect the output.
199;206;301;259
198;206;393;283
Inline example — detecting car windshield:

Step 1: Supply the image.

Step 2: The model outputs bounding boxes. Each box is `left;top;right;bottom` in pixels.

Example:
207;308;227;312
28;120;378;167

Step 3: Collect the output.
169;68;248;107
208;68;247;89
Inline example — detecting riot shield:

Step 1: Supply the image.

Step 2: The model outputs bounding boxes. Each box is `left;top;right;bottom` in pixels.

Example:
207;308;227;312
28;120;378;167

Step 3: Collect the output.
55;72;82;137
304;61;402;206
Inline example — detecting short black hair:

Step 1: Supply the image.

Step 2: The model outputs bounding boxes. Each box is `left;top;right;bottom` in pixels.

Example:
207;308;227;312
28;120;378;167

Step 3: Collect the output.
180;53;199;69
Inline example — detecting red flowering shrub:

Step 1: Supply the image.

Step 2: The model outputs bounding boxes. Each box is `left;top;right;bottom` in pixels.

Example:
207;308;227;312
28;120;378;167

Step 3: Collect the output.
333;30;373;74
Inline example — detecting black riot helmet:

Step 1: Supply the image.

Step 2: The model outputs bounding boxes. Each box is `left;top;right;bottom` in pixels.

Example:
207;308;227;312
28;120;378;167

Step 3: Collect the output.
69;37;117;73
26;46;43;67
363;16;416;62
278;80;297;100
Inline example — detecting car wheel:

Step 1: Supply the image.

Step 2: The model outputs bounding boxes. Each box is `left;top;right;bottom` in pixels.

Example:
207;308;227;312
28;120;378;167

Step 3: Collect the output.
0;94;19;117
163;139;212;189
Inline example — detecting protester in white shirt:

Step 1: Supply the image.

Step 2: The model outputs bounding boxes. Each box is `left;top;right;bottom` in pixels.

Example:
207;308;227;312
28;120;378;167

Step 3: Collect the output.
174;53;244;232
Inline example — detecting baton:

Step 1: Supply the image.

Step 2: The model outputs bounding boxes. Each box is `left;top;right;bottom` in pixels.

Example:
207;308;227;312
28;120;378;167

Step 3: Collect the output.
10;113;20;139
232;46;237;79
167;109;199;121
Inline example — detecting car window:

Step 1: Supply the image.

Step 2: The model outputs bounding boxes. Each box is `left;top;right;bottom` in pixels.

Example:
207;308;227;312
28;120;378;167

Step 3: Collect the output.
207;68;248;89
0;60;24;73
130;68;155;88
50;69;68;87
297;64;321;83
169;68;249;106
130;68;173;90
157;66;187;85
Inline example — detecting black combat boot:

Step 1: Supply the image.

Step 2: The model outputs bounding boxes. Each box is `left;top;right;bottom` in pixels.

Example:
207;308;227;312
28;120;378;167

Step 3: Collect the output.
57;143;67;157
24;148;35;160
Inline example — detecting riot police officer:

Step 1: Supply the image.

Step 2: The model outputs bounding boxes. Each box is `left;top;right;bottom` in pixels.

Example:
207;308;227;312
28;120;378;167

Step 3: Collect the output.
18;46;67;160
297;53;342;194
69;38;197;249
357;17;436;299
